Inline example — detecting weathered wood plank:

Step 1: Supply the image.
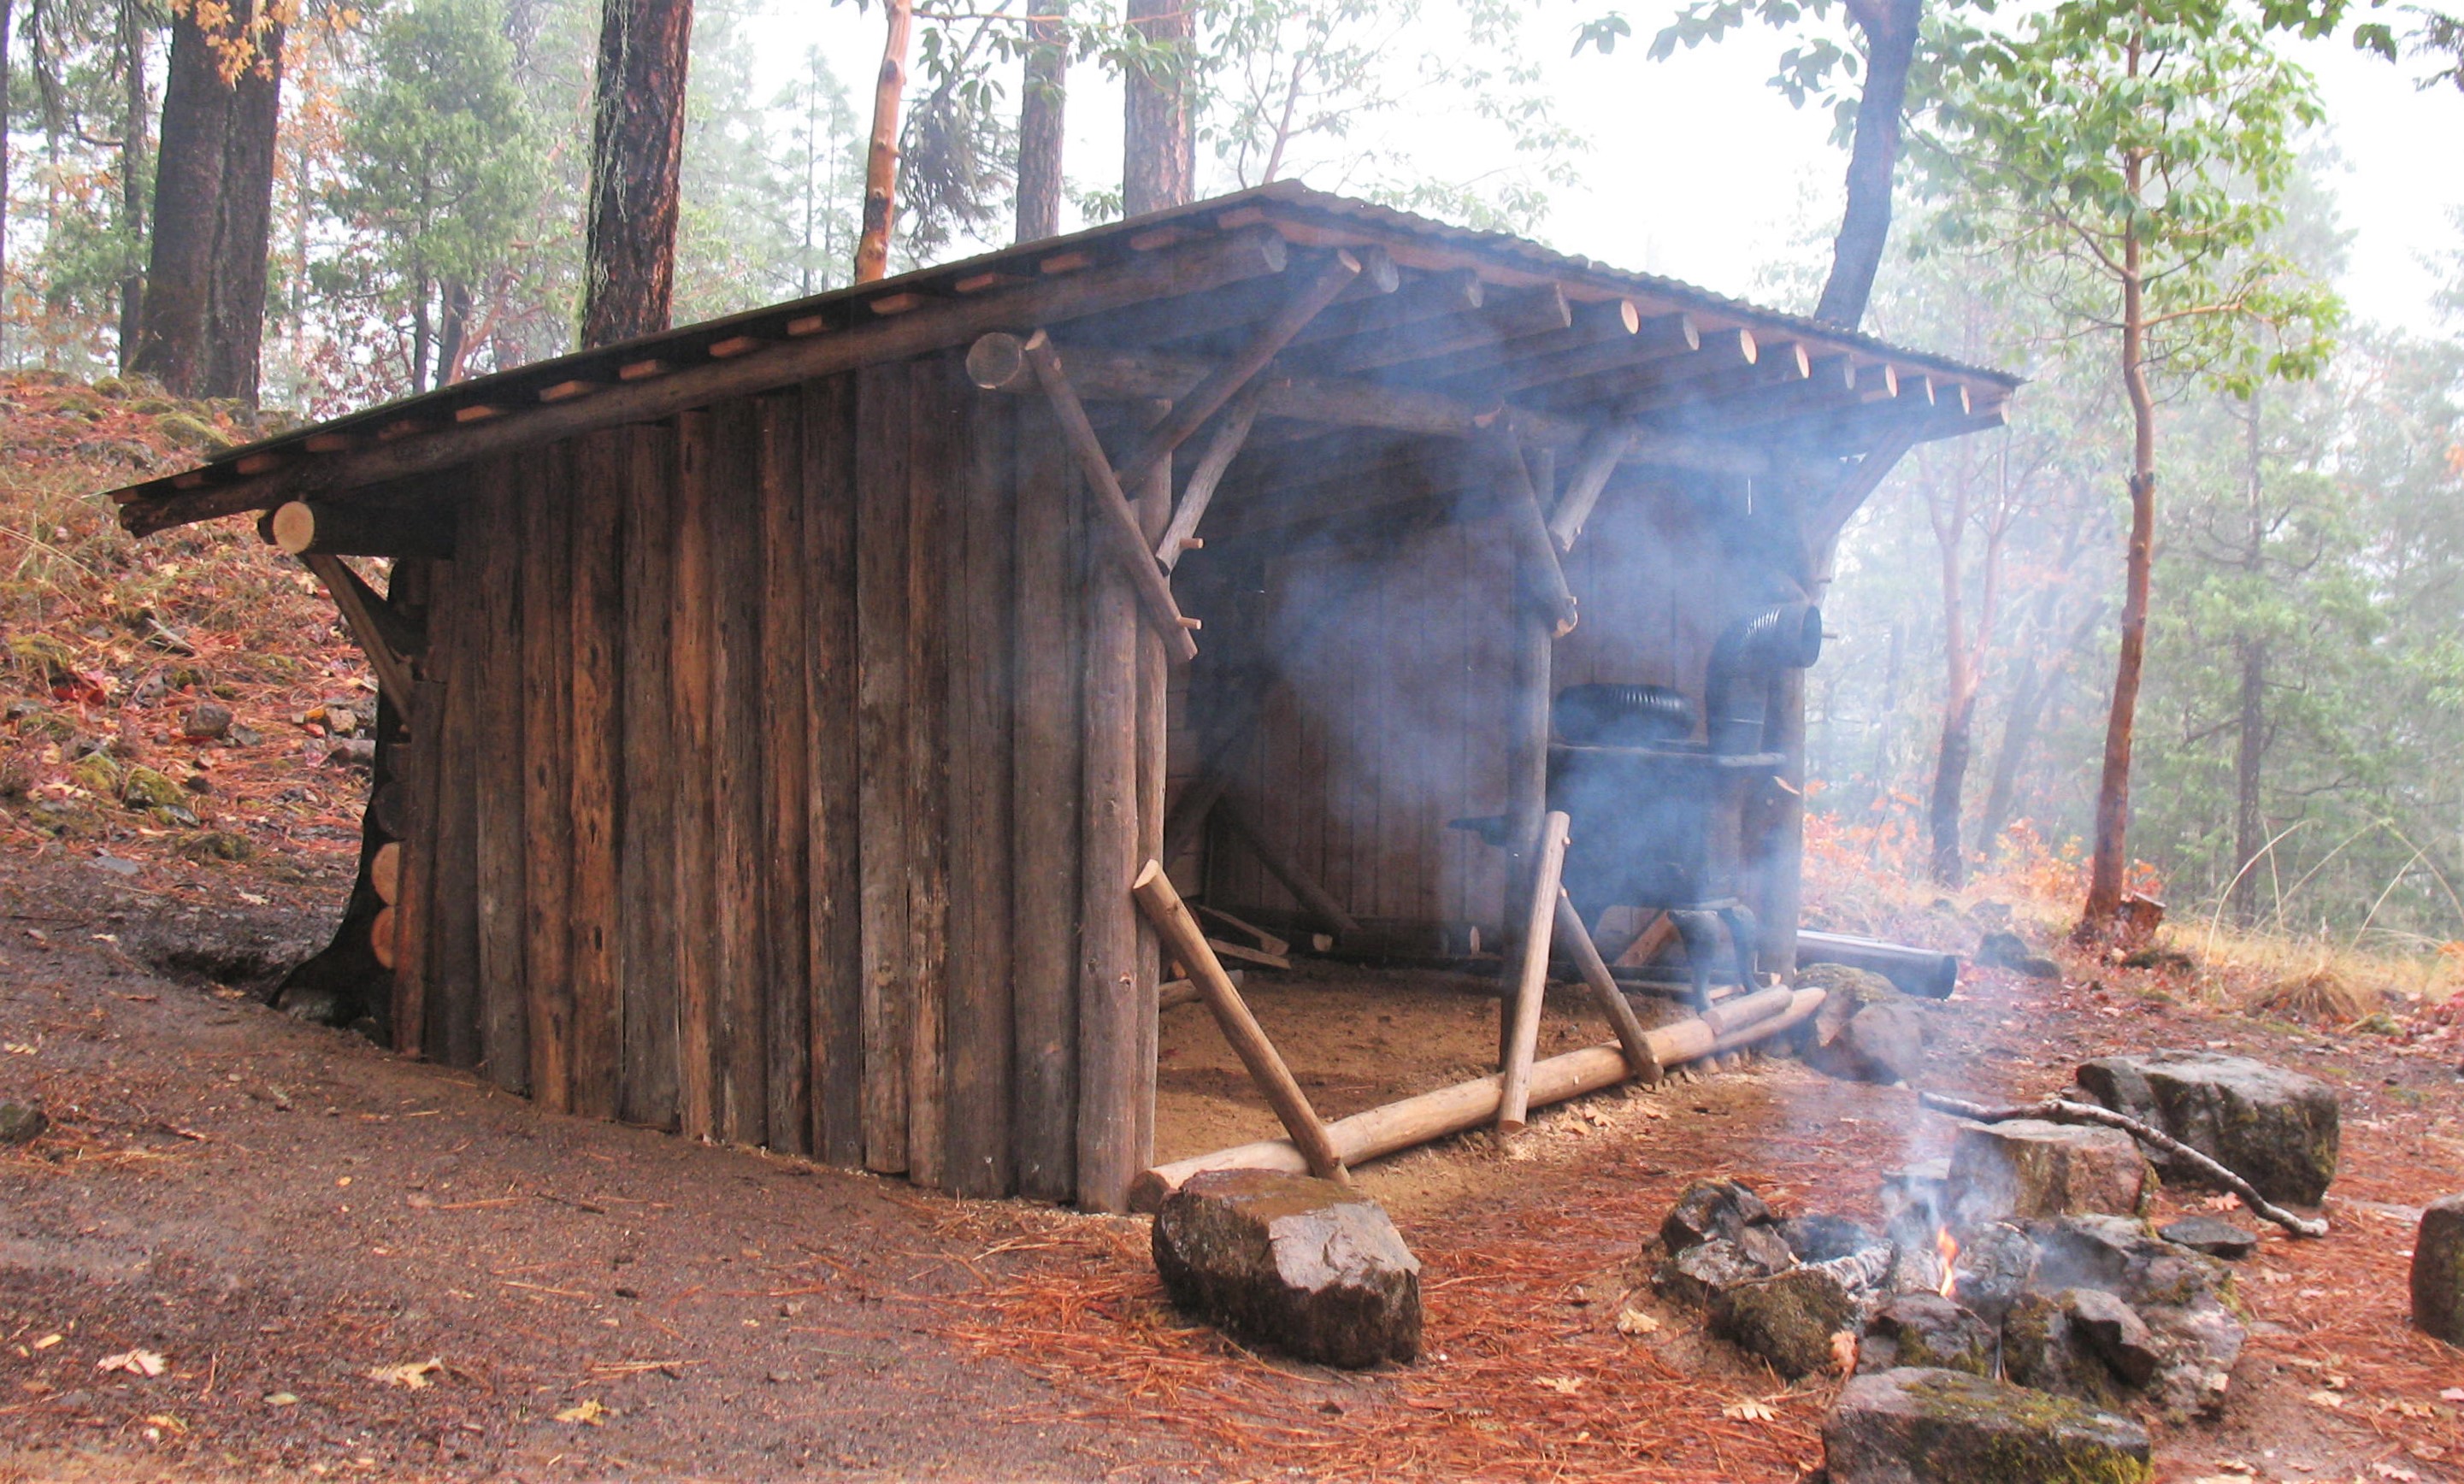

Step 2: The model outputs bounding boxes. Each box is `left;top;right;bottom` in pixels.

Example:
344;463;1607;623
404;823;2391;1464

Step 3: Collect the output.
618;425;677;1127
855;363;915;1174
904;360;954;1189
520;445;576;1110
803;375;864;1166
710;399;770;1148
568;431;627;1118
669;412;722;1140
943;364;1016;1197
429;550;481;1069
757;393;812;1157
390;667;445;1057
473;462;530;1094
1009;396;1084;1202
1077;409;1145;1213
1129;406;1170;1178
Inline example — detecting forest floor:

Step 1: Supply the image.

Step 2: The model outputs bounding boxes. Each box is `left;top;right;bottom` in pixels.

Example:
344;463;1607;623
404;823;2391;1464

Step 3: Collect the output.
5;370;2464;1481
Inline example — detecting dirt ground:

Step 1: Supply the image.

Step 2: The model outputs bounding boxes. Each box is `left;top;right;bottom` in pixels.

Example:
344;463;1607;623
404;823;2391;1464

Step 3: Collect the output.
5;843;2464;1483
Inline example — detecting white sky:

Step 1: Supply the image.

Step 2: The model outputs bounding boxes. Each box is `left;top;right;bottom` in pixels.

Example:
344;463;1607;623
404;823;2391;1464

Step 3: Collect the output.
761;0;2462;333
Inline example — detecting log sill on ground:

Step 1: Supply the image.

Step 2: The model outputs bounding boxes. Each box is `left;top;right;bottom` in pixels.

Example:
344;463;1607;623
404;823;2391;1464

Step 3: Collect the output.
1129;982;1823;1212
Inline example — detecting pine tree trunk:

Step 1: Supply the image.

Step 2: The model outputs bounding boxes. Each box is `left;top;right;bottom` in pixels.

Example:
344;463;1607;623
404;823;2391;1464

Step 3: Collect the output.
581;0;694;346
1123;0;1193;215
435;280;473;388
115;0;150;372
852;0;912;283
1813;0;1921;330
130;0;285;404
2082;209;2156;936
1;0;13;362
1015;0;1067;242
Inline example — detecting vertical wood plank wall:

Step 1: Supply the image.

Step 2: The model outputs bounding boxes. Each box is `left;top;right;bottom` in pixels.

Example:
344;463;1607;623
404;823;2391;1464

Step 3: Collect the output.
390;356;1111;1198
1205;477;1733;939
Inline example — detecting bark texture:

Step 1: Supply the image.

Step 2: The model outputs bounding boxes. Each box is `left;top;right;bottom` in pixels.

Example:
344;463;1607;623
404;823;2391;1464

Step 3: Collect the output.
1813;0;1922;330
129;0;285;403
581;0;694;348
1015;0;1067;242
853;0;913;283
2083;208;2157;934
1123;0;1193;215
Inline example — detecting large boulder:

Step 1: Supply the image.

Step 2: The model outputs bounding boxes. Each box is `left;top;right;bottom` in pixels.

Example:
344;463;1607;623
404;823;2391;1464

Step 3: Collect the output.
1804;966;1928;1085
1822;1368;2152;1484
1152;1169;1421;1368
2026;1216;2243;1418
2073;1051;2338;1205
2412;1194;2464;1346
1709;1265;1859;1378
1947;1120;2151;1223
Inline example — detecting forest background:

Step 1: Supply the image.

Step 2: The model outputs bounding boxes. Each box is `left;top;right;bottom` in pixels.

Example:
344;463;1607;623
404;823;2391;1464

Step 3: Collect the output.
2;0;2461;967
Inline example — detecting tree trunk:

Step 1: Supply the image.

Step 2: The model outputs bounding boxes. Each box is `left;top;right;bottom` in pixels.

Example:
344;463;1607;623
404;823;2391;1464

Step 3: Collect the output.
1978;597;2104;853
1123;0;1193;215
853;0;913;283
1927;698;1976;886
1016;0;1066;242
115;0;150;371
435;280;473;389
2227;390;2267;923
1813;0;1921;330
2082;206;2156;936
581;0;694;347
1;0;13;363
130;0;285;404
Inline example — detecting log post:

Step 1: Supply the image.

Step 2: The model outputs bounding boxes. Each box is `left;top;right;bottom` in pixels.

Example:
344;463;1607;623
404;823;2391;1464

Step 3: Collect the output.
1496;426;1577;635
1497;810;1570;1133
1554;890;1660;1084
301;552;423;713
1156;376;1268;571
1005;330;1200;664
1132;861;1347;1184
1217;792;1361;939
1129;984;1821;1209
1499;439;1559;1059
1545;426;1634;552
1131;400;1171;1176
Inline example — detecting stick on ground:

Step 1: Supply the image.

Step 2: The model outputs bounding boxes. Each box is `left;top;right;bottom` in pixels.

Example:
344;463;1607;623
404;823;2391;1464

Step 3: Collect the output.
1918;1090;2328;1239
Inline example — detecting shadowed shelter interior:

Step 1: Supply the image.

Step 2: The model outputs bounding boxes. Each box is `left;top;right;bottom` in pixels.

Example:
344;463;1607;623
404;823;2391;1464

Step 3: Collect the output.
107;184;2016;1212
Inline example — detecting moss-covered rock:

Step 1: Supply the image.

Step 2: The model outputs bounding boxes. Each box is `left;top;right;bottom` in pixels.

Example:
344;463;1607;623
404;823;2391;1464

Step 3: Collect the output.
120;764;186;810
180;831;256;863
1861;1295;1995;1377
1823;1367;2152;1484
1710;1265;1859;1378
1948;1119;2151;1222
69;751;124;796
2073;1051;2338;1205
2412;1194;2464;1346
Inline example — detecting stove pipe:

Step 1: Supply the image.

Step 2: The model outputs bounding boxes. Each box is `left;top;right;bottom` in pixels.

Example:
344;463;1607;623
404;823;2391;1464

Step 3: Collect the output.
1703;602;1824;754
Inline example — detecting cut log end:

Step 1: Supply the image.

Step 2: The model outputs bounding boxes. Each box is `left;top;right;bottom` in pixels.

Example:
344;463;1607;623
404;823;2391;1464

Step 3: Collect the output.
965;333;1029;392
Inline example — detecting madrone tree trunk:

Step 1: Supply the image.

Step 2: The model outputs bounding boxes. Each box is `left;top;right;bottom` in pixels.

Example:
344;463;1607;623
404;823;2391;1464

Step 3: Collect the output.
1015;0;1067;241
2228;392;2269;923
1123;0;1193;215
130;0;285;403
2082;205;2158;937
1813;0;1922;329
853;0;913;282
581;0;693;347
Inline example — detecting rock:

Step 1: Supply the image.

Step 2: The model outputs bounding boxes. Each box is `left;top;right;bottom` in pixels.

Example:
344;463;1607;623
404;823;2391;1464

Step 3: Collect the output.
2073;1051;2338;1205
2157;1216;2258;1260
1710;1265;1860;1378
1659;1177;1772;1255
2411;1194;2464;1346
120;765;185;810
326;739;378;768
1978;929;2062;979
68;752;123;797
1152;1169;1420;1368
180;832;256;863
1822;1367;2152;1484
1860;1295;1995;1377
2027;1216;2243;1418
0;1102;48;1145
1933;1222;2037;1324
1947;1120;2150;1222
2001;1291;2123;1406
180;702;233;740
2065;1287;2161;1387
1779;1214;1885;1265
1658;1236;1785;1306
1880;1158;1952;1240
1806;968;1928;1085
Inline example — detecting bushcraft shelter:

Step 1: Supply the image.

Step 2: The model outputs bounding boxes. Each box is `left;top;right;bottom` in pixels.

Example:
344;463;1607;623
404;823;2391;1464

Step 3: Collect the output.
109;184;2017;1212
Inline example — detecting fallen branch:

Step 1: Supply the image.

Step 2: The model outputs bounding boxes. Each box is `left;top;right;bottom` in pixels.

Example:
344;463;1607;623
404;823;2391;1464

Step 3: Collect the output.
1917;1091;2327;1239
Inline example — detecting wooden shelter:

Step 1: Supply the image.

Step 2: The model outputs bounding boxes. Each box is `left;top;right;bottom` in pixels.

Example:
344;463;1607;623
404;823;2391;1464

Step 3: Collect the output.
109;185;2016;1211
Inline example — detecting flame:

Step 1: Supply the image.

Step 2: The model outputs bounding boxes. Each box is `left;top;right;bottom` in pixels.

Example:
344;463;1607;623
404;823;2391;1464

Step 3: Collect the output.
1934;1228;1960;1298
